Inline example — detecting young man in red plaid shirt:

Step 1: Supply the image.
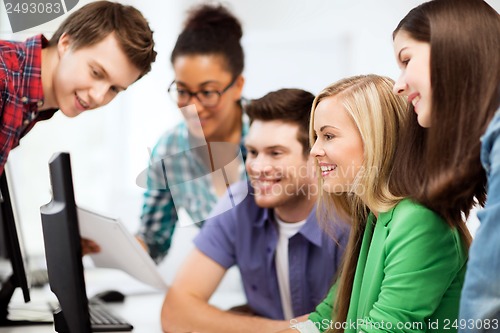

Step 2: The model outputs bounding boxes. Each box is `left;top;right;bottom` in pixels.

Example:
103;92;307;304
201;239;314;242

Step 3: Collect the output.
0;1;157;175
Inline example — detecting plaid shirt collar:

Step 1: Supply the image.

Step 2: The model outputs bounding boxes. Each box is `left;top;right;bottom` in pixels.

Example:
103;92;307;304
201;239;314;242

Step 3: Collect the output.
22;35;46;105
20;35;57;133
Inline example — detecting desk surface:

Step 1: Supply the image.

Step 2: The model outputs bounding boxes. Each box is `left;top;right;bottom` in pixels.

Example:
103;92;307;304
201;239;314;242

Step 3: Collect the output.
0;266;245;333
1;267;167;333
1;266;167;333
0;292;165;333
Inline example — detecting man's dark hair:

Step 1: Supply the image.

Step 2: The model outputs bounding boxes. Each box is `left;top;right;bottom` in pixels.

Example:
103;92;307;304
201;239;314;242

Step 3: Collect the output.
246;88;315;157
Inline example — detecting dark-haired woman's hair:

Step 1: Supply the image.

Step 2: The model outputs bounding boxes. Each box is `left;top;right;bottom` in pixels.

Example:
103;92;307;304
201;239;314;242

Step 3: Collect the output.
392;0;500;235
246;89;314;157
171;4;244;79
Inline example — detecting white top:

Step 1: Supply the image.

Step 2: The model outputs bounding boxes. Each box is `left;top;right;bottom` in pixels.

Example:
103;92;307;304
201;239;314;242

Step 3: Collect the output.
275;214;306;320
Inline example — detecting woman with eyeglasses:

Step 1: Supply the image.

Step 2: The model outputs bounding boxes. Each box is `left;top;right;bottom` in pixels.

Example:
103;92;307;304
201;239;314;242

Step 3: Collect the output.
136;3;248;263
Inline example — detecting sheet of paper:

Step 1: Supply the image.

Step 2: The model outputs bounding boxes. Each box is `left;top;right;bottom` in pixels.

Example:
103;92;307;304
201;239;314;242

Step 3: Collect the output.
77;207;168;291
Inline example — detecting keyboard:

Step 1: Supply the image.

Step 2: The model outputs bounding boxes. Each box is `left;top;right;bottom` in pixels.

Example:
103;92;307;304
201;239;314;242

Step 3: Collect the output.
48;299;133;332
88;300;133;332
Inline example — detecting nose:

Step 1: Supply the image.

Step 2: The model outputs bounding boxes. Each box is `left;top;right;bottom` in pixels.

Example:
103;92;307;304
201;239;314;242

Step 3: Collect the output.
310;139;324;158
247;157;273;176
185;95;205;114
393;74;407;95
90;83;109;106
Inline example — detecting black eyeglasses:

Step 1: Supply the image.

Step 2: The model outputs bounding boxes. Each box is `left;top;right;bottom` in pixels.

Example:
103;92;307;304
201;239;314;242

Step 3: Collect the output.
167;78;237;108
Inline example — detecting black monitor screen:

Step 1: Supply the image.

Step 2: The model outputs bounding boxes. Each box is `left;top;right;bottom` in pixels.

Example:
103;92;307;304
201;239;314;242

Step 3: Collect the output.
0;170;30;325
40;152;91;333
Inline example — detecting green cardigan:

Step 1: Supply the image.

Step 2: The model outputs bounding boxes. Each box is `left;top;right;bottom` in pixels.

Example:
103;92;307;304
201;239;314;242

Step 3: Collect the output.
308;199;467;333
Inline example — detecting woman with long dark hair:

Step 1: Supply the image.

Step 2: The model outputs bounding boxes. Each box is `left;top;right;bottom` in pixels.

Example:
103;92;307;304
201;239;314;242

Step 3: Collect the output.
392;0;500;331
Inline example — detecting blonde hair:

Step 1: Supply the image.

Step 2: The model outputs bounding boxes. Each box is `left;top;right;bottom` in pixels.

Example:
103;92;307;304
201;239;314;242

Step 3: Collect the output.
309;74;409;332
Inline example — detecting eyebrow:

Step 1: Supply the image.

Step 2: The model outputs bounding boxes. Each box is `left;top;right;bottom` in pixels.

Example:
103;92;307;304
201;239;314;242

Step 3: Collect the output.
319;125;338;132
244;143;289;151
93;61;127;91
176;80;221;88
397;47;408;62
266;145;288;151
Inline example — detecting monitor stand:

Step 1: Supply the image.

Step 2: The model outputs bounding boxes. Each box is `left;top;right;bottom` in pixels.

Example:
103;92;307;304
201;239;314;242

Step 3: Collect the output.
0;274;52;326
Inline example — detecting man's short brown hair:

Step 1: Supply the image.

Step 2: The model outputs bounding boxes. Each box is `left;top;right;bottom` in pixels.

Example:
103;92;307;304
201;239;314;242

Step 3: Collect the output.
246;89;314;157
49;1;156;79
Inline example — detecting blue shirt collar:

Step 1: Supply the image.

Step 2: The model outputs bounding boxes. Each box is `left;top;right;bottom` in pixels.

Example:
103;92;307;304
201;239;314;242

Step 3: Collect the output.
253;201;323;247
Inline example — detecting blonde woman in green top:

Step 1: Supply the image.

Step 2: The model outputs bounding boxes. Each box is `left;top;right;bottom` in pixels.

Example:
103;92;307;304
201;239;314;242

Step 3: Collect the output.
281;75;469;333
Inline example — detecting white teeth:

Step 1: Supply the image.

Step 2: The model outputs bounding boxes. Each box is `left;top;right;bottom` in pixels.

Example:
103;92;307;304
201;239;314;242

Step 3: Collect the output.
77;95;89;108
412;96;420;107
320;165;335;172
255;179;279;186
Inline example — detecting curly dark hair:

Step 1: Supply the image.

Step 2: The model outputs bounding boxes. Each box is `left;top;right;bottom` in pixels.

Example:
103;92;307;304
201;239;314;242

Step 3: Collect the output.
170;3;244;79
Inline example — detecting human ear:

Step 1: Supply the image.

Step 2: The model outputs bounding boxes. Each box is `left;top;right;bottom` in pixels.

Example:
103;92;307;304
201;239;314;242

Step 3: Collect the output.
57;32;72;57
233;75;245;100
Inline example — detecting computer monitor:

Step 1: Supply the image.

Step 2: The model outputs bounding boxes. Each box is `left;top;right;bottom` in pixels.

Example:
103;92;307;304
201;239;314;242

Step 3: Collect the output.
0;170;30;326
0;210;7;260
40;152;92;333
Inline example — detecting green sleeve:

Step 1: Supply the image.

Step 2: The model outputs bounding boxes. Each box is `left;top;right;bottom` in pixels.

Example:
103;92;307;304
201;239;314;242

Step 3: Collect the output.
308;283;337;332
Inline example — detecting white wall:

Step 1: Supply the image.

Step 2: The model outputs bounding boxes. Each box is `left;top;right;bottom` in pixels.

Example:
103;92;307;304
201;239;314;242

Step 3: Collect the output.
0;0;498;256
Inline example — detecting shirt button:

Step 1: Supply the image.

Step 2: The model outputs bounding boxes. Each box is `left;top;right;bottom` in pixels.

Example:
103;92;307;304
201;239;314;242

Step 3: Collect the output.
23;120;29;126
21;97;28;103
37;100;44;107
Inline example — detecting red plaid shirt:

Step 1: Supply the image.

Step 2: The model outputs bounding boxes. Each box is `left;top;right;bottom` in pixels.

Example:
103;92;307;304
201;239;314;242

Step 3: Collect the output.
0;35;57;174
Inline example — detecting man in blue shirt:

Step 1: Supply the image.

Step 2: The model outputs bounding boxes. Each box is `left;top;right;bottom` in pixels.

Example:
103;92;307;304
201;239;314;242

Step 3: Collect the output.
161;89;349;333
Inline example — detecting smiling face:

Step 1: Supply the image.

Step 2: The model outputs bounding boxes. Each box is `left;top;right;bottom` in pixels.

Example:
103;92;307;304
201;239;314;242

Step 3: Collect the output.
393;30;432;128
52;32;141;117
172;54;244;141
310;96;364;194
245;120;315;211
